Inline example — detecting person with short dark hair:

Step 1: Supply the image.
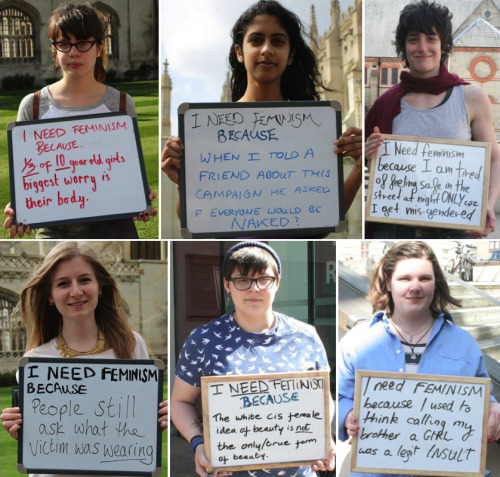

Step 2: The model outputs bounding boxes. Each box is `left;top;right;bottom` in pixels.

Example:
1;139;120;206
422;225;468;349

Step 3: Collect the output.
171;241;335;477
365;0;500;239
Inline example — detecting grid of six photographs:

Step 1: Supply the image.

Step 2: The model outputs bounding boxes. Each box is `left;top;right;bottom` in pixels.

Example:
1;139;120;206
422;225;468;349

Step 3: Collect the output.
0;0;499;477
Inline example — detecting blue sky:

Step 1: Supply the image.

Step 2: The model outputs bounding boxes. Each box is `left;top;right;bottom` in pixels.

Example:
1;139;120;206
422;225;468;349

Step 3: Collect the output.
160;0;355;135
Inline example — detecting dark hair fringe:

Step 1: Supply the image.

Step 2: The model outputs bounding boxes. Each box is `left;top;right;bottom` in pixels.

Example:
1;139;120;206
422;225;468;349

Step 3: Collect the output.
47;2;108;82
223;247;280;281
394;0;454;68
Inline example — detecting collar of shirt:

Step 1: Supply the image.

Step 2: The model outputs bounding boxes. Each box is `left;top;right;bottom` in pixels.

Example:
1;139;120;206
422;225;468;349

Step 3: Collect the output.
369;310;455;345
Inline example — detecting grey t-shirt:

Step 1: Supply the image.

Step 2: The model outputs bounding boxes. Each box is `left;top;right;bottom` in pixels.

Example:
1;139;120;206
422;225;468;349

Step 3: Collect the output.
17;85;137;121
392;85;472;140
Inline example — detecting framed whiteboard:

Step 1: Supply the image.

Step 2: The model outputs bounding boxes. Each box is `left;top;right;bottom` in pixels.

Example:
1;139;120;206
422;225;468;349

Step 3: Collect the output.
18;357;164;476
351;370;490;476
8;112;151;228
179;101;344;238
201;371;331;472
366;135;491;230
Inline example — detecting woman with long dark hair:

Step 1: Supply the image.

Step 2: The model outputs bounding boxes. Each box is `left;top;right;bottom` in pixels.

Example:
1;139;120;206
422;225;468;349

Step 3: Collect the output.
162;0;362;228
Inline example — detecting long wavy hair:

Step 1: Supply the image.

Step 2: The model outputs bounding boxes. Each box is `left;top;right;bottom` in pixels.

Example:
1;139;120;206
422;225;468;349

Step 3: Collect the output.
47;2;108;82
20;242;137;358
394;0;453;68
228;0;328;101
369;241;461;317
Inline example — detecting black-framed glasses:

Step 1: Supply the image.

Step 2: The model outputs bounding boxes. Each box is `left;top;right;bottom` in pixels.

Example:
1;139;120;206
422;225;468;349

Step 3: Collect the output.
228;276;276;291
52;41;96;53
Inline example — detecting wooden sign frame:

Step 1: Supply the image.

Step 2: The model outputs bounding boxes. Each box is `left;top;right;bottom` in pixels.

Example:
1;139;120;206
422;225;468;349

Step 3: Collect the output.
18;357;164;476
366;135;491;231
201;371;331;472
351;370;491;476
178;101;344;238
8;112;152;229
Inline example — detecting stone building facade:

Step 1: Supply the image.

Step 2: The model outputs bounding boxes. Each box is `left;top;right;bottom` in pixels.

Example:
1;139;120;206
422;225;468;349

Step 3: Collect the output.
0;0;158;88
312;0;362;130
218;0;363;130
0;241;168;373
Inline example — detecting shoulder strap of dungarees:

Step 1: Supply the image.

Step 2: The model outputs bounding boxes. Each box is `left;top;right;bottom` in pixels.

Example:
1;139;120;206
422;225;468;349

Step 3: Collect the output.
33;90;40;120
119;91;126;111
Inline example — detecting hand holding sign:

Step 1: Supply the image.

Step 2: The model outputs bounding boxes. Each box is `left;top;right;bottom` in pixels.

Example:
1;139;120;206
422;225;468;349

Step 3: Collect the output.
8;112;151;230
3;202;32;238
365;127;383;162
161;136;184;186
489;401;500;443
344;411;360;440
334;126;362;161
0;406;22;440
366;135;491;231
351;371;490;476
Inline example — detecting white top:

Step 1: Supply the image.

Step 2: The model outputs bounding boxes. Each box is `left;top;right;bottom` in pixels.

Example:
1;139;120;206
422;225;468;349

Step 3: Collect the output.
24;331;149;360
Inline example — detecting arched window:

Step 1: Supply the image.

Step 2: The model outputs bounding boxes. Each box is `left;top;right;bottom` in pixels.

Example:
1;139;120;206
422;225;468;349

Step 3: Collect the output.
94;3;119;60
0;6;35;62
391;67;399;85
0;294;22;356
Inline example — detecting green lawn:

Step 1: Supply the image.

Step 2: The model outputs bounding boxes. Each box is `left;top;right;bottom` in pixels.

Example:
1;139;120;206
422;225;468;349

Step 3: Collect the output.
0;80;159;239
0;381;168;476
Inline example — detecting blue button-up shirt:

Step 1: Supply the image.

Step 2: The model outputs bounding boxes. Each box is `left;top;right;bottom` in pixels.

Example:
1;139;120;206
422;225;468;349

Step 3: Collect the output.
338;312;493;477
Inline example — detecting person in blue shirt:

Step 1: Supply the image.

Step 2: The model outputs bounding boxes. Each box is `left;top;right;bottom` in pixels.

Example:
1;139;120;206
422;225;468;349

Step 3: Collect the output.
171;241;335;477
338;241;500;477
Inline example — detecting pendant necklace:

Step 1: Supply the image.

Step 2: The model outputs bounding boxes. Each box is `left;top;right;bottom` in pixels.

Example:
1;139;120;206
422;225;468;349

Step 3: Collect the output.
391;320;434;360
392;320;433;343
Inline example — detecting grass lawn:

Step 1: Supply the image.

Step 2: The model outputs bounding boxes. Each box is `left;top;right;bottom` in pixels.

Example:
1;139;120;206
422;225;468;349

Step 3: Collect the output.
0;381;168;476
0;80;159;239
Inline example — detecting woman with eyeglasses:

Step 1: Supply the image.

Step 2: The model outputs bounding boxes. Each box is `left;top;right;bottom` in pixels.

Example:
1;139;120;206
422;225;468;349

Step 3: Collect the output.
3;1;155;239
170;241;335;477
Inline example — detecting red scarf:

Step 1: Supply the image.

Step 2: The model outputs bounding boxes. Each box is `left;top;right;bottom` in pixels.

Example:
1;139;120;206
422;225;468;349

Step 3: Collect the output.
365;63;469;134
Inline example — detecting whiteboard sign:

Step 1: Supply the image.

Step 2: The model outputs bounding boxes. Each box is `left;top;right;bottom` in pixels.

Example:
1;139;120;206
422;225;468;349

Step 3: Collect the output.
8;112;151;228
201;371;331;472
179;101;344;238
351;371;490;476
18;357;163;476
366;135;491;230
